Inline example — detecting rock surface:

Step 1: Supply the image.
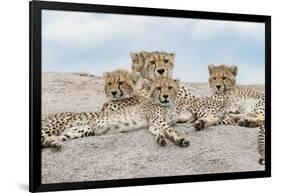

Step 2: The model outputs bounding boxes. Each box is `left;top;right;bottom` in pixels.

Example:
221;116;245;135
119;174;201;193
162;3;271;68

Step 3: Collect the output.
41;72;265;184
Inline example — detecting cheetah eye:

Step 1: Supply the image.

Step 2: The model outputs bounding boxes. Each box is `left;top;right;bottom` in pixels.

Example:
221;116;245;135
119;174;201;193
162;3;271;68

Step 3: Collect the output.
164;59;169;63
222;76;227;80
150;60;156;64
119;81;124;85
156;87;161;90
213;77;217;80
168;86;173;90
107;82;112;86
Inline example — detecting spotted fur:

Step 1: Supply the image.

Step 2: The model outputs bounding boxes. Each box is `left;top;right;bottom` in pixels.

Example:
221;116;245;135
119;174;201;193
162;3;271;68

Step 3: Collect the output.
258;124;265;165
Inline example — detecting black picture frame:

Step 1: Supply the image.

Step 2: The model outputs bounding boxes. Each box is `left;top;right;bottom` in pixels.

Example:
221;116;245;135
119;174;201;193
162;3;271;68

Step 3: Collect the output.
29;0;271;192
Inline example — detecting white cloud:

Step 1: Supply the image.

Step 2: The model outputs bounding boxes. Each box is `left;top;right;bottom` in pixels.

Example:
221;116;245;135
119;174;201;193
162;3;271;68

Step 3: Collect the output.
236;63;265;84
189;19;264;40
43;10;162;47
43;10;264;48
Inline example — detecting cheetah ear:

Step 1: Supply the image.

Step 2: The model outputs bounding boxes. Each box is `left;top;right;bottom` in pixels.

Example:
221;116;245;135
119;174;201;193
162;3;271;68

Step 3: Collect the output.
139;51;147;63
103;72;110;79
229;65;238;77
140;51;148;58
131;72;141;84
143;79;151;91
130;52;138;59
208;64;216;75
169;52;176;58
173;79;180;86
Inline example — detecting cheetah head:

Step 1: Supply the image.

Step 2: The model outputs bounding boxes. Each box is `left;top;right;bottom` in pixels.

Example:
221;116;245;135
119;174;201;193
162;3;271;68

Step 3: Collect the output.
149;77;179;107
103;69;140;100
143;51;175;81
208;64;238;94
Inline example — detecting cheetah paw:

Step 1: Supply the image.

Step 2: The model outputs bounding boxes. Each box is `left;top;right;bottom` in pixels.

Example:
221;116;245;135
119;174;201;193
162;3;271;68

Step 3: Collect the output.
238;118;259;128
156;134;167;146
177;138;190;147
50;137;63;151
193;119;206;131
259;158;265;165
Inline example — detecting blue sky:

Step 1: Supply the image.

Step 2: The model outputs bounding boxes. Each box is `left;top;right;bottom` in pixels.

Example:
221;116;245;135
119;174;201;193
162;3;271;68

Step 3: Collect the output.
42;10;265;84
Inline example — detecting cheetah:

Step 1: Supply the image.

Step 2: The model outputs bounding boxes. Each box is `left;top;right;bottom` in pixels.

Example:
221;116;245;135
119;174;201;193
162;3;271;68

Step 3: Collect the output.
41;69;145;149
208;64;265;164
208;64;265;125
41;71;189;149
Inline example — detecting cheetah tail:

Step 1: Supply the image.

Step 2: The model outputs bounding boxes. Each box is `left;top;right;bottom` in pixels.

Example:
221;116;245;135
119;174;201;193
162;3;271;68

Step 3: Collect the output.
218;117;236;125
258;124;265;165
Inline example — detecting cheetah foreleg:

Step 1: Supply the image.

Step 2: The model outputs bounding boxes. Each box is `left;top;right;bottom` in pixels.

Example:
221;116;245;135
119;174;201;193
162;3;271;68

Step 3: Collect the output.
41;136;63;150
60;125;95;141
164;126;190;147
149;122;190;147
237;115;264;128
148;124;168;146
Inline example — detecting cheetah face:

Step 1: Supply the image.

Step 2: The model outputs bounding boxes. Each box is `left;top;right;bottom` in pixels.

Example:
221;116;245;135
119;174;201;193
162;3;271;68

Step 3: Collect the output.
143;52;175;81
103;69;139;100
149;77;179;106
208;64;238;94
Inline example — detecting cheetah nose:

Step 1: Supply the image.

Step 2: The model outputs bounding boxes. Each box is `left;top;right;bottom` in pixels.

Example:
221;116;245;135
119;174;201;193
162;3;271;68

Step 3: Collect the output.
111;91;117;96
157;69;165;75
163;95;169;99
216;85;221;89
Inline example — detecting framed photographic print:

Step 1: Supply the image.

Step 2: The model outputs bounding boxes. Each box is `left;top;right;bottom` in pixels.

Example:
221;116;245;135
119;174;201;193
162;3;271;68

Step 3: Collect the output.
29;0;271;192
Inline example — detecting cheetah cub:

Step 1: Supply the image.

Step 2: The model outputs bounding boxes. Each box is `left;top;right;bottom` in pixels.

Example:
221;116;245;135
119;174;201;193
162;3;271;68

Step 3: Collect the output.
41;69;145;149
208;64;265;164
